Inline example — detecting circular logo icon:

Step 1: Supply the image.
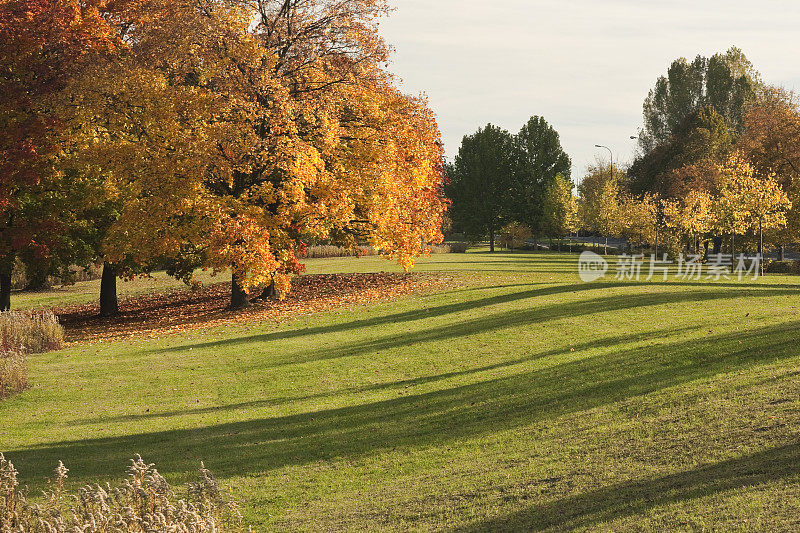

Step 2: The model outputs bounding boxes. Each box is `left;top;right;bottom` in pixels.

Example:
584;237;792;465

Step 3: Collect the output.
578;251;608;282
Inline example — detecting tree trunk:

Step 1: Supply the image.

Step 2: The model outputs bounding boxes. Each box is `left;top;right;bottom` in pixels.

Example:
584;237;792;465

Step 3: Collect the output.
759;218;764;276
779;245;786;261
99;262;119;318
230;268;250;310
655;225;659;259
604;236;608;256
0;264;11;312
255;278;276;301
489;229;495;253
712;236;722;255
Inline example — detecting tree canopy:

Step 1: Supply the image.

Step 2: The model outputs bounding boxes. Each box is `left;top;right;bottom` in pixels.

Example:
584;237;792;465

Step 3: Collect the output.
638;47;761;153
446;124;515;251
512;116;572;232
446;116;570;250
0;0;448;311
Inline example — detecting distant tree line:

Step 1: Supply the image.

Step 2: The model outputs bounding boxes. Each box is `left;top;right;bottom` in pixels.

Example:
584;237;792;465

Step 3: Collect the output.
582;47;799;260
445;116;574;251
448;47;800;263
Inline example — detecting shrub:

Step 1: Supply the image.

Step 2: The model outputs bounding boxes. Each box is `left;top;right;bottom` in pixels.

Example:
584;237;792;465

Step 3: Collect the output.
0;454;245;531
446;242;469;253
765;259;800;275
11;260;104;291
499;223;532;250
0;311;64;399
428;243;469;254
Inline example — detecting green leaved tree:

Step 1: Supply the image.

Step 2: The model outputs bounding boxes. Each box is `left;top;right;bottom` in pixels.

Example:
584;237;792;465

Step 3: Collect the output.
638;47;761;153
446;125;516;251
512;116;572;235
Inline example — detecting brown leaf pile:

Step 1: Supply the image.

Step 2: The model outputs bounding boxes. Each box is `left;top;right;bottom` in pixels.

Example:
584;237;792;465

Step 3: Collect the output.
53;273;453;344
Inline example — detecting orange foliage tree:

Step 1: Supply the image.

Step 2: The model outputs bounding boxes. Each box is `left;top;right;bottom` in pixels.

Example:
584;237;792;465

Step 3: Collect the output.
737;86;800;257
65;0;446;309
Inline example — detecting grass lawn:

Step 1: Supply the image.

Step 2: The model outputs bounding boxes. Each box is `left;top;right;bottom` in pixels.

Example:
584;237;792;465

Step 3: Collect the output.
3;251;800;531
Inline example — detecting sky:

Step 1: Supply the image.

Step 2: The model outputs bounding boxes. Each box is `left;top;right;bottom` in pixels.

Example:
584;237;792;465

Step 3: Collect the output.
380;0;800;180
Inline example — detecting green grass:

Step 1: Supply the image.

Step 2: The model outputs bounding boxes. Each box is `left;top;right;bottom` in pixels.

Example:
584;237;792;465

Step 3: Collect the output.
3;251;800;531
11;269;225;310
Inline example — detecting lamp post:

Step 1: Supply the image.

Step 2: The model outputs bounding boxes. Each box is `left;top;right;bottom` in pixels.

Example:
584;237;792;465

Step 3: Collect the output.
595;144;613;177
595;144;613;255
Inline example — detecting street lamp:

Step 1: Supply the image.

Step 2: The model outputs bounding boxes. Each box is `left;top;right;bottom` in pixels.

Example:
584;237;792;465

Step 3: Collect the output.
594;145;613;255
595;144;613;178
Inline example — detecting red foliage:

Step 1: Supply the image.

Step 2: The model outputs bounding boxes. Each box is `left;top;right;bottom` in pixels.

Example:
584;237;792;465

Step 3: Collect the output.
0;0;117;258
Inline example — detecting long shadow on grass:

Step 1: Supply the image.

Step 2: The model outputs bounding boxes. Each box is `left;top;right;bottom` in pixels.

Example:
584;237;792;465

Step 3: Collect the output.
231;286;798;370
162;280;798;359
76;324;700;425
457;441;800;532
9;320;800;488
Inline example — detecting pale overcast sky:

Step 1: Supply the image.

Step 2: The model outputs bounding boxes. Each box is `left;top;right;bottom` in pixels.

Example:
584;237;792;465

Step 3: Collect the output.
380;0;800;179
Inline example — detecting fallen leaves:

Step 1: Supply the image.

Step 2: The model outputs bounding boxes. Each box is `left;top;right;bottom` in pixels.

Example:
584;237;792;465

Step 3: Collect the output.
53;273;455;344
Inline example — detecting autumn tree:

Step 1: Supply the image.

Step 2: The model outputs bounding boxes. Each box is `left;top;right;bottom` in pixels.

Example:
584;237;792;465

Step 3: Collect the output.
499;222;532;251
715;155;791;258
57;0;242;314
737;86;800;258
662;190;715;254
447;125;515;252
578;162;623;254
617;193;659;251
199;0;447;308
542;173;577;249
68;0;447;310
0;0;117;310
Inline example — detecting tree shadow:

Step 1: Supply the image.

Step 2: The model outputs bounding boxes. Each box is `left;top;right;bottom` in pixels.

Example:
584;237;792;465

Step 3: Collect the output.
168;284;799;371
8;320;800;490
455;442;800;531
74;324;700;426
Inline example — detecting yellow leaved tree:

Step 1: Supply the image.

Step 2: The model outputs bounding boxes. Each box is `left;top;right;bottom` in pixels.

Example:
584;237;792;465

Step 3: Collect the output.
715;154;791;258
662;190;715;254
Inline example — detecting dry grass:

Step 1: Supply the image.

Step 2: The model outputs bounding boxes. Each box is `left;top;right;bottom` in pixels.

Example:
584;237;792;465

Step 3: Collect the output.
0;311;64;354
0;311;64;398
0;351;26;399
0;453;245;532
301;245;379;258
